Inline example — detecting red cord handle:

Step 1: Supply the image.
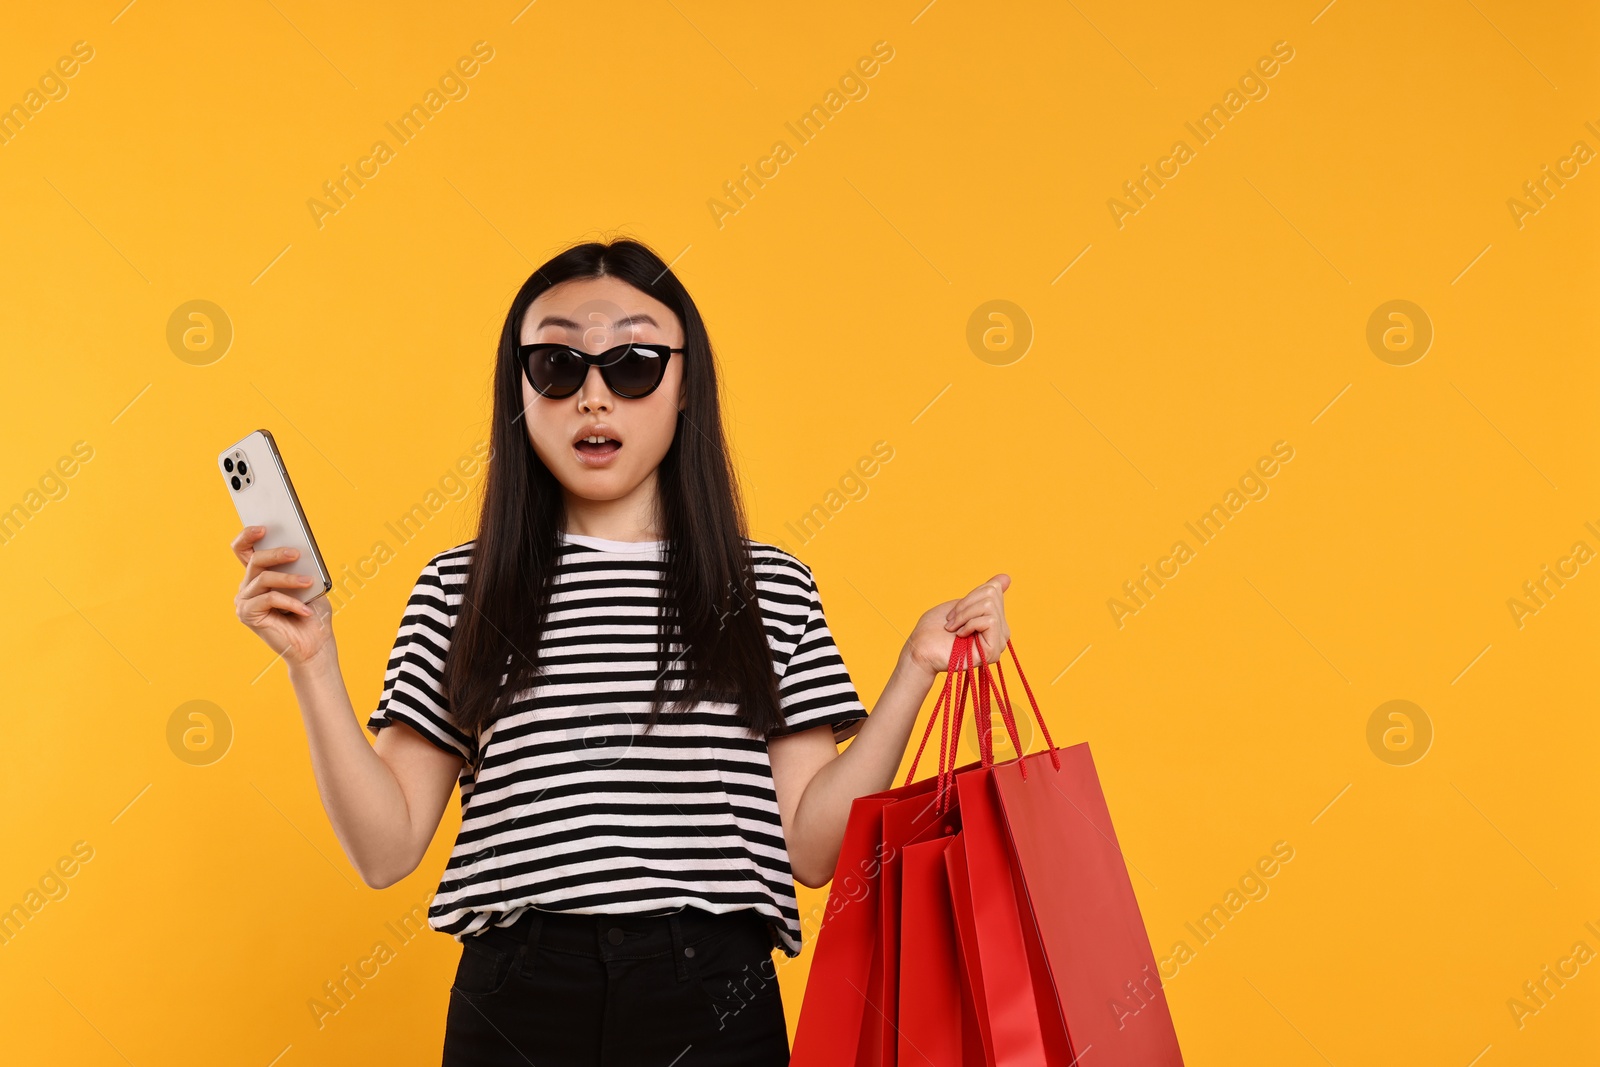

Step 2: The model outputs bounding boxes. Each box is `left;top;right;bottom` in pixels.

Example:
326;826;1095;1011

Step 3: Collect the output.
904;633;970;813
903;632;1060;812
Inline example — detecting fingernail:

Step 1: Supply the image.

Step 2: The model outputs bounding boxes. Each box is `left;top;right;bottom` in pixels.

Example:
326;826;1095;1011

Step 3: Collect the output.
286;550;299;558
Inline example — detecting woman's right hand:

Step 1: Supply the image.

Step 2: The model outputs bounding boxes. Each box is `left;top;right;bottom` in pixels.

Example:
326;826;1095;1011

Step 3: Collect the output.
231;526;335;666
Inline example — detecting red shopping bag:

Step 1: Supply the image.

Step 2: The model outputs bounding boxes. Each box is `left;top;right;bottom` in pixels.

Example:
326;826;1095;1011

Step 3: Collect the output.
919;639;1072;1066
993;744;1184;1063
949;763;1074;1065
789;787;929;1066
881;634;1003;1065
964;635;1185;1066
896;817;967;1066
795;632;1184;1067
801;632;1059;1066
792;637;980;1067
943;833;995;1065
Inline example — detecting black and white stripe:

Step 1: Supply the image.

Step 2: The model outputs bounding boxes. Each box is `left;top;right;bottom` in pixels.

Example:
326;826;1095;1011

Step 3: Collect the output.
365;532;868;957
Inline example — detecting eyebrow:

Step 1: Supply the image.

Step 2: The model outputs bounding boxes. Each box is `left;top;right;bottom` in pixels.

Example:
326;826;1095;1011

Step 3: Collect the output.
534;312;660;331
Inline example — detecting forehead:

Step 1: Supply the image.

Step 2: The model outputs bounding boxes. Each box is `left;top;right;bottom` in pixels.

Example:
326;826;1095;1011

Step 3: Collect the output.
521;276;679;339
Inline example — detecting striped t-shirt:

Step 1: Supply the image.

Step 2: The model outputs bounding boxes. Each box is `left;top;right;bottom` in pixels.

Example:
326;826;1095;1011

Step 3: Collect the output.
364;531;869;957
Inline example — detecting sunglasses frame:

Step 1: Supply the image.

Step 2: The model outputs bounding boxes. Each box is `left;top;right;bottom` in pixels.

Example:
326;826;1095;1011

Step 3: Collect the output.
517;341;684;400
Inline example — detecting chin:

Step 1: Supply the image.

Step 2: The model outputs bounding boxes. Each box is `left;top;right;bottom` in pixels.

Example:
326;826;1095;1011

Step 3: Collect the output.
562;472;637;498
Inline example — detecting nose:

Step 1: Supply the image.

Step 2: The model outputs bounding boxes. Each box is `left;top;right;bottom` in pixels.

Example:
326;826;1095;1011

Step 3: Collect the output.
575;364;614;414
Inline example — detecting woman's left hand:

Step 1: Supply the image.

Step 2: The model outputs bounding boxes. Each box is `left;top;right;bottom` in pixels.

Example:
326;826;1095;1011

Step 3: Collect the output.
902;574;1012;679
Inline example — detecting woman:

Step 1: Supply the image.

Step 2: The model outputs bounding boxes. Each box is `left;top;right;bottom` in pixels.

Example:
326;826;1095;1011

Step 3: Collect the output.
229;238;1011;1065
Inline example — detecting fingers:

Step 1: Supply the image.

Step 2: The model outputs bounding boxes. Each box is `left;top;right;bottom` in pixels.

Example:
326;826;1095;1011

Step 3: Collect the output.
241;569;316;599
232;529;305;583
939;574;1012;666
231;525;266;565
953;618;1009;670
944;573;1011;629
948;611;997;637
238;589;313;621
244;545;302;582
951;616;1003;662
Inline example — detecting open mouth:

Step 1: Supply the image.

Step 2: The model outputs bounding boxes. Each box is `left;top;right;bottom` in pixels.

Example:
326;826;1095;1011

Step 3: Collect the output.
574;434;622;458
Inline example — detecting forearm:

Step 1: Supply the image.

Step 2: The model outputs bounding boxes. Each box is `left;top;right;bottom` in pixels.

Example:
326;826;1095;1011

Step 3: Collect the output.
788;650;937;884
287;650;416;886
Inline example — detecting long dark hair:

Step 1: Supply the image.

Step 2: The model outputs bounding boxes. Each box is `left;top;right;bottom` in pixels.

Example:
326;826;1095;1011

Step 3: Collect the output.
443;238;784;765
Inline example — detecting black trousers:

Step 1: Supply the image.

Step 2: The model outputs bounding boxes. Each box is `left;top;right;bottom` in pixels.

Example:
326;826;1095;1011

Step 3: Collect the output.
441;904;791;1066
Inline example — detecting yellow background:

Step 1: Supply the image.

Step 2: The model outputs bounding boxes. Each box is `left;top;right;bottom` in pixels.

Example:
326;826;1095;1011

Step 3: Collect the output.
2;1;1595;1063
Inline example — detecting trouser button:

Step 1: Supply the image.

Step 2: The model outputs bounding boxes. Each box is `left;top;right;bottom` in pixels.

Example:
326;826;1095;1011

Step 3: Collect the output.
607;927;625;945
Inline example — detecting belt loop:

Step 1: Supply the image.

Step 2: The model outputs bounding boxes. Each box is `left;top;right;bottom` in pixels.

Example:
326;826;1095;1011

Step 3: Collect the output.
668;913;689;981
527;910;544;949
517;910;544;978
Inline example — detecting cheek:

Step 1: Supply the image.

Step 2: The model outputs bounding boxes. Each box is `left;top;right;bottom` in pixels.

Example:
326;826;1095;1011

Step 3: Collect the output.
637;369;685;456
520;386;561;462
633;402;679;459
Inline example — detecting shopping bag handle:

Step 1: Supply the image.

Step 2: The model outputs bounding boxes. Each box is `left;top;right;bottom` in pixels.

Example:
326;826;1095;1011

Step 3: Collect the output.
964;633;1062;779
903;633;1061;811
904;633;965;812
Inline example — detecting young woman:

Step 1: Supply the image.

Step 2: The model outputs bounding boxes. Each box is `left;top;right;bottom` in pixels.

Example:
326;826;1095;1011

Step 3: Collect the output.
229;238;1011;1066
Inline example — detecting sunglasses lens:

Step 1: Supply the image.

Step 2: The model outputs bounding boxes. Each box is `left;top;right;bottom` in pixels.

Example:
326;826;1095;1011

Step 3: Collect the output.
604;345;665;398
527;346;585;396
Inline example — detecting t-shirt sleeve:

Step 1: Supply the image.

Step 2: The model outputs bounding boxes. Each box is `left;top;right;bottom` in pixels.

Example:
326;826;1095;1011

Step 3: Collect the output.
365;556;475;763
771;566;868;742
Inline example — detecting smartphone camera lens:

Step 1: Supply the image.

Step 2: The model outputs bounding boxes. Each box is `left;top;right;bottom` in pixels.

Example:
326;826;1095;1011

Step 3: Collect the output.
231;475;242;491
237;461;248;476
224;458;235;472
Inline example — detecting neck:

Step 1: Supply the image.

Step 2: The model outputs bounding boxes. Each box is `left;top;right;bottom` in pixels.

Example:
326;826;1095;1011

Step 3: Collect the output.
562;472;663;541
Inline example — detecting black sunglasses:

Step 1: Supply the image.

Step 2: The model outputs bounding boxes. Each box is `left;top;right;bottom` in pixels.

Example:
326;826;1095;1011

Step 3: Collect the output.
517;341;683;399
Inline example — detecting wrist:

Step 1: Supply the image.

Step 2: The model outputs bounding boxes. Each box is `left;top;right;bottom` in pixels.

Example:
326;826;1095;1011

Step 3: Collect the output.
287;643;343;686
896;646;938;687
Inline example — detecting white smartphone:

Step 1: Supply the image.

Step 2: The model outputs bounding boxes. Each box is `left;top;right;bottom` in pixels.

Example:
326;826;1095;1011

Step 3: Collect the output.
218;429;332;603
